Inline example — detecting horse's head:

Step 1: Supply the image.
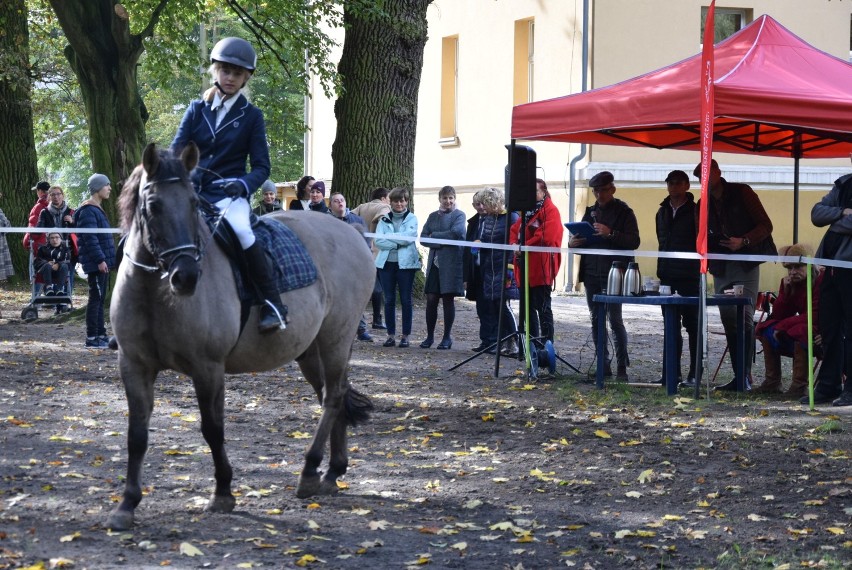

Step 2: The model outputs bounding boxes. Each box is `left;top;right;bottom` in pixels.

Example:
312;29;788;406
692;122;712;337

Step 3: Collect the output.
119;142;202;295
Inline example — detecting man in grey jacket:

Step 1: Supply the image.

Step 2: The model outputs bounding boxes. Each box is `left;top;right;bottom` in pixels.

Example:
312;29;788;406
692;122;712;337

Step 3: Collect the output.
807;166;852;406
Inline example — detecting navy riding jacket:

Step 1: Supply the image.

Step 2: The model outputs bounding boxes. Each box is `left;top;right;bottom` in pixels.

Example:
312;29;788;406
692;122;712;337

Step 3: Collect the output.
171;94;271;204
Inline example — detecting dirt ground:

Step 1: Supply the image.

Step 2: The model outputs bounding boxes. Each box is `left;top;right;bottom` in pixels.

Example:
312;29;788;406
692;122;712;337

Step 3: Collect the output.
0;287;850;570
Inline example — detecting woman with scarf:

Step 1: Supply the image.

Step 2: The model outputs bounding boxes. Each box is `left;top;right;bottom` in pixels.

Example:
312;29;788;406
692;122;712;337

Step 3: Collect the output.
509;178;563;344
375;187;420;348
419;186;465;349
467;187;519;355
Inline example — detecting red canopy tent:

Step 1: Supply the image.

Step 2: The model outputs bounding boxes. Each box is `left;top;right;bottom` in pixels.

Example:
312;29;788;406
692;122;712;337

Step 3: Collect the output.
512;15;852;160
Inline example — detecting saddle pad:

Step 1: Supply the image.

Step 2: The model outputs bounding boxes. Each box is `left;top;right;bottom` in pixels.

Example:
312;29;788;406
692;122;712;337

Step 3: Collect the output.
254;218;317;294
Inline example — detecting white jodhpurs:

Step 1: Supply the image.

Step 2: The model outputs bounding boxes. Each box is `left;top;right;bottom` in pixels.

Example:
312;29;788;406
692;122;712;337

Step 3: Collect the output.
215;197;256;250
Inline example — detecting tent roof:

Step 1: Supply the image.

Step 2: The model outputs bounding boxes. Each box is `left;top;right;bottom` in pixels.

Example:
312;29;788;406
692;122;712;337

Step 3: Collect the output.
511;15;852;159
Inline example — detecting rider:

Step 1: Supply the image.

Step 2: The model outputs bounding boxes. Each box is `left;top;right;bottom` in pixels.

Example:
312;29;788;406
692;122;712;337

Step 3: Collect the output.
171;37;287;333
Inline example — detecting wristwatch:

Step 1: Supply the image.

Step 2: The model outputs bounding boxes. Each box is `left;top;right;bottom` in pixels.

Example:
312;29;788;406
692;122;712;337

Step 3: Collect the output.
742;237;751;247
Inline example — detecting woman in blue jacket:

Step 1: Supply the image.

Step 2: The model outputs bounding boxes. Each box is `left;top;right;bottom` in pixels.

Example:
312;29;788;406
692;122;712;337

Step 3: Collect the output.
171;37;286;333
375;187;420;348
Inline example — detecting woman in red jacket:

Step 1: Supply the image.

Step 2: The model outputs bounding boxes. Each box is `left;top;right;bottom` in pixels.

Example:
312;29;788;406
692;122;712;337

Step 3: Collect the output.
509;179;564;344
754;243;822;398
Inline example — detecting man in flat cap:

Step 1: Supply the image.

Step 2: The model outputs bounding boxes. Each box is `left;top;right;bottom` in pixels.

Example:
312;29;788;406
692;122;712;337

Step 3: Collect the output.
569;171;640;381
695;159;775;391
656;170;699;387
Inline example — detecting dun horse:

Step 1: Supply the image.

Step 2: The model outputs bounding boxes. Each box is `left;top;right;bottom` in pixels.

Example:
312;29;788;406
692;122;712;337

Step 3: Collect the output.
107;143;375;530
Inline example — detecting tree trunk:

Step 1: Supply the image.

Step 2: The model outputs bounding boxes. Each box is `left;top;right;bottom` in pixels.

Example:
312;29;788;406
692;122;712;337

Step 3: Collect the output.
0;0;40;279
332;0;431;208
47;0;151;222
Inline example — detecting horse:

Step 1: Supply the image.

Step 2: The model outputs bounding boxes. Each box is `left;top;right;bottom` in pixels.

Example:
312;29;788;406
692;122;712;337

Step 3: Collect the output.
106;142;375;530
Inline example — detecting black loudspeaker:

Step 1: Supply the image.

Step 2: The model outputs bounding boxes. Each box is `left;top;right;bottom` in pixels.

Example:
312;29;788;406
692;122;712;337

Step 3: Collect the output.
505;144;537;211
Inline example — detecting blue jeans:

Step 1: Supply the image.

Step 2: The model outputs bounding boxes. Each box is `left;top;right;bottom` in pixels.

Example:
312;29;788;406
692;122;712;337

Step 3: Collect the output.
378;262;416;337
86;272;109;338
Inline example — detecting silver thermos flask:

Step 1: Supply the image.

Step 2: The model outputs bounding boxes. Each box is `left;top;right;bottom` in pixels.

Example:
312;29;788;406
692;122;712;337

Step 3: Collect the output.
623;262;642;296
606;261;625;295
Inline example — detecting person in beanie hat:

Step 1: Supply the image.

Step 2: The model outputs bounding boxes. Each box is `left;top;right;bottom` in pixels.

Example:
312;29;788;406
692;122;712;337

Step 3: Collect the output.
22;181;52;251
753;243;822;398
308;180;329;213
73;174;116;348
253;180;282;215
172;36;287;334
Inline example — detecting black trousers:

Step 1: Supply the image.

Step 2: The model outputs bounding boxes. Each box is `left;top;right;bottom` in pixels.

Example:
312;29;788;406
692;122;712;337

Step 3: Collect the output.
815;266;852;396
519;285;554;343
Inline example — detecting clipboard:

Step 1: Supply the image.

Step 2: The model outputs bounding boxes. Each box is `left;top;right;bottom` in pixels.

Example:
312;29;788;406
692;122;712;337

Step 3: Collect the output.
564;221;602;245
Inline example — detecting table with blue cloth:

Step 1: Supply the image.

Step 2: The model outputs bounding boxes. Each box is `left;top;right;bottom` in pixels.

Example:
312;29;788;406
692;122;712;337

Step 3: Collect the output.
592;294;751;395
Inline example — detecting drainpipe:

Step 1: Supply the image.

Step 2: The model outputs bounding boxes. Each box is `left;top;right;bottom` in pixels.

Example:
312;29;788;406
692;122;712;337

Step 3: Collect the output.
303;48;311;176
564;0;590;291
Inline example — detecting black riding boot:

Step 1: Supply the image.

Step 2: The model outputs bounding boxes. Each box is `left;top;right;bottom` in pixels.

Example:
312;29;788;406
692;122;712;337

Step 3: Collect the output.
244;242;288;333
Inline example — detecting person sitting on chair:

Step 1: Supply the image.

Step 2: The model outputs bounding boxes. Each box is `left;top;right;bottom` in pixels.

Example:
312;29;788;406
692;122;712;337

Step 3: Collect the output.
754;244;822;398
35;232;71;296
171;37;286;333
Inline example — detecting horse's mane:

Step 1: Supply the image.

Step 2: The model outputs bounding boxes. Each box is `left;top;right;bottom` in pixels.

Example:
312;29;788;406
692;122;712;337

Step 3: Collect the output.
118;147;191;232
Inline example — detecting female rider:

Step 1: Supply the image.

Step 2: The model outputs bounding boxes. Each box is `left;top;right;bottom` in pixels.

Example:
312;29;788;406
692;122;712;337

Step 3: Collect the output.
172;37;286;333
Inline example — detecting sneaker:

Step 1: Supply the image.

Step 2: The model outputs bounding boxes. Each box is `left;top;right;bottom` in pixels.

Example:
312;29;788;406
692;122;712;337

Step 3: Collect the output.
85;337;105;349
371;322;387;330
678;378;697;389
832;391;852;407
357;331;374;342
398;337;410;348
43;285;54;296
383;337;395;347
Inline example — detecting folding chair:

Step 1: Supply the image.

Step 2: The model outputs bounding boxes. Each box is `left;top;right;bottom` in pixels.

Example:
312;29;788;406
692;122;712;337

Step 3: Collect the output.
711;291;776;383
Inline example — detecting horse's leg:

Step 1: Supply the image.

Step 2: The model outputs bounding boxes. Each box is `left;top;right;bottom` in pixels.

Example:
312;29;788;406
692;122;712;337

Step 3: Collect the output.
295;341;354;498
107;357;157;530
191;364;235;513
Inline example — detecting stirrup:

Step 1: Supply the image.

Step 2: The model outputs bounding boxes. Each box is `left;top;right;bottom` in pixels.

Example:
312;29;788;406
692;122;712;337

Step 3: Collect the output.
260;300;287;331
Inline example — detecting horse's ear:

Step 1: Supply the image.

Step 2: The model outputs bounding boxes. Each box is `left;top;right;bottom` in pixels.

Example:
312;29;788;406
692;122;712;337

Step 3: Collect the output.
181;142;199;173
142;143;160;177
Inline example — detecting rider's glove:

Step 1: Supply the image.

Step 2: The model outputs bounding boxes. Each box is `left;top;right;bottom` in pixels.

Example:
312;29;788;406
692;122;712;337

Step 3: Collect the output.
223;181;245;199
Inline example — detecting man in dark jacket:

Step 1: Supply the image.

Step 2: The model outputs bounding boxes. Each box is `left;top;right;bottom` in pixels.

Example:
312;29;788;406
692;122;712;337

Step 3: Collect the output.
807;166;852;406
568;171;640;381
74;174;117;349
655;170;699;387
695;159;775;391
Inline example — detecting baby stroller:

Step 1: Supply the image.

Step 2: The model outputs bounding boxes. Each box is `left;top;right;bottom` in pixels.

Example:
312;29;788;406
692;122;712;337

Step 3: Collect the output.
20;242;75;321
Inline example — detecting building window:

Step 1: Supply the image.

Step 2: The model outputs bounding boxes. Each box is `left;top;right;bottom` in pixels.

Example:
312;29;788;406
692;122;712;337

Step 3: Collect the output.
513;18;534;106
440;35;459;146
700;7;751;44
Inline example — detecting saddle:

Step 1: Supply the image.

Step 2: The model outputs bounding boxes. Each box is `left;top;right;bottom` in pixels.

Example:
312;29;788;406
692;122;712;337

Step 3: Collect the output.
200;202;318;331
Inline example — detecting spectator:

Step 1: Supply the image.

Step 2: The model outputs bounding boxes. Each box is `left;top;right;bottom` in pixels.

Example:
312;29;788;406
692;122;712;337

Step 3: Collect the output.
290;175;314;210
22;181;50;253
754;244;822;398
655;170;699;387
37;185;77;261
695;159;776;391
375;187;419;348
569;171;640;381
509;178;564;345
466;187;519;356
0;194;13;282
171;37;286;333
419;185;465;350
253;180;282;215
329;192;374;342
308;180;329;213
807;164;852;407
74;174;117;348
34;232;71;296
352;187;391;330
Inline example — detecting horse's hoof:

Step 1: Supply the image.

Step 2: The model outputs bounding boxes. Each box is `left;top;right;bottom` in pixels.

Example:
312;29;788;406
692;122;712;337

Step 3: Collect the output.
206;494;236;513
296;474;321;499
107;509;134;530
318;479;341;496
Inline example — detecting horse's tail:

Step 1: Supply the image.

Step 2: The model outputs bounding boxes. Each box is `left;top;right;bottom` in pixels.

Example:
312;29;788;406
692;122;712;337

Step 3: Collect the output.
344;387;374;427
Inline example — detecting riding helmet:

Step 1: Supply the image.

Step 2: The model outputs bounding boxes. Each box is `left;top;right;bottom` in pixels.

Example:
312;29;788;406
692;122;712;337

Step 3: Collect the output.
210;37;257;72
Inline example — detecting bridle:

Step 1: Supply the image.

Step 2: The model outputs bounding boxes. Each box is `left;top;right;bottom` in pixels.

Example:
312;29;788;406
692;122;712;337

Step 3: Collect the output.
124;176;206;278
